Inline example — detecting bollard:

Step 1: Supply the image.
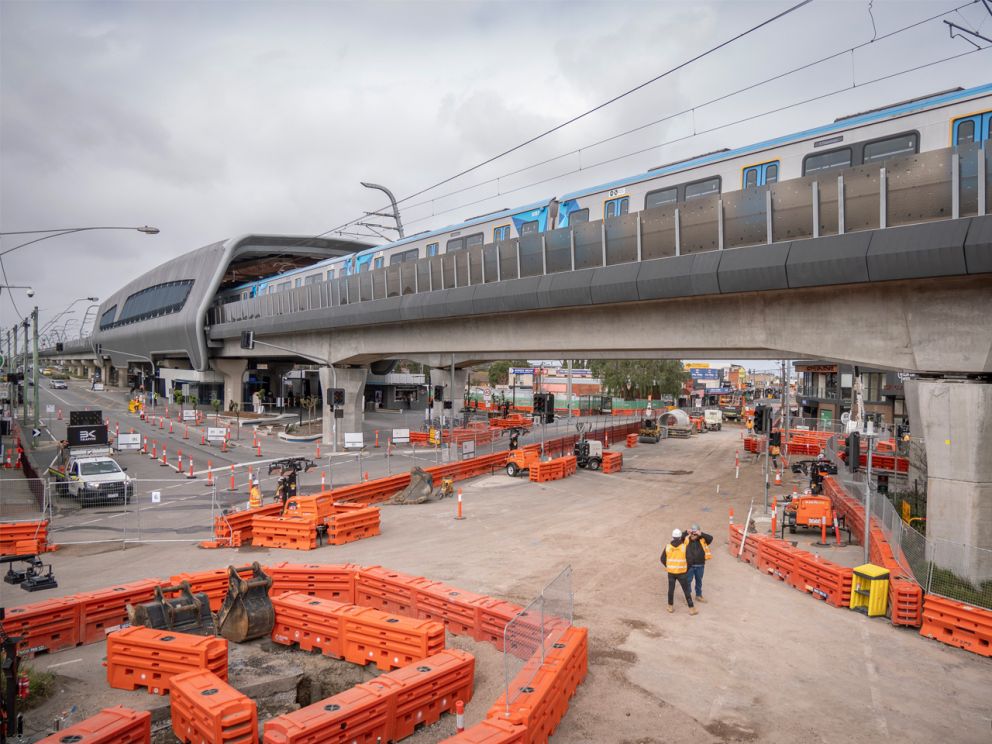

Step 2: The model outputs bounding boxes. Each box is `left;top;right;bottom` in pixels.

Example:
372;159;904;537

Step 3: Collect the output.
321;471;326;490
206;461;214;487
150;441;157;459
159;416;164;429
226;427;231;441
363;471;369;482
221;438;228;453
315;444;320;459
169;420;174;435
161;447;168;466
187;459;195;479
455;700;465;732
57;408;62;420
178;450;183;472
228;465;236;492
256;442;262;458
818;520;828;546
248;465;253;483
770;498;777;536
774;469;782;486
142;437;148;455
735;450;740;480
729;507;734;525
455;489;465;520
184;425;189;440
201;430;206;445
833;513;844;546
375;430;380;448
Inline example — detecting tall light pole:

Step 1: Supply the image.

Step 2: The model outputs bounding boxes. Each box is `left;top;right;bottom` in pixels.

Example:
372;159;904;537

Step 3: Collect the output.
78;304;100;337
0;226;159;259
40;296;99;338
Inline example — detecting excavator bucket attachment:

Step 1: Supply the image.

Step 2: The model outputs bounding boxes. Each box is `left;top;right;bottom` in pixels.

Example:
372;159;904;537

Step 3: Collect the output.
127;581;215;636
390;467;435;504
216;562;274;643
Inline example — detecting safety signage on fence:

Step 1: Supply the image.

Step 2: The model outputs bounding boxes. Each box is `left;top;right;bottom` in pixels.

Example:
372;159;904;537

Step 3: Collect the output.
461;440;475;459
344;433;364;449
182;409;197;421
392;428;410;444
428;427;441;446
206;427;226;442
151;490;161;504
117;433;141;451
46;404;55;414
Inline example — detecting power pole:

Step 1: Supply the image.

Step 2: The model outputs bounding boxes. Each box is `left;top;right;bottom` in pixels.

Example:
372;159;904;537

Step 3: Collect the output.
32;306;40;442
21;319;28;424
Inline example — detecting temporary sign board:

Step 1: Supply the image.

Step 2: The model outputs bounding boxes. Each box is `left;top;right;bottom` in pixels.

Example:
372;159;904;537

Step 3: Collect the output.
151;490;161;504
67;423;108;448
392;428;410;444
46;404;55;414
117;433;141;451
207;427;227;442
70;410;103;427
428;427;441;446
344;433;364;449
461;440;475;459
93;383;105;391
182;409;197;421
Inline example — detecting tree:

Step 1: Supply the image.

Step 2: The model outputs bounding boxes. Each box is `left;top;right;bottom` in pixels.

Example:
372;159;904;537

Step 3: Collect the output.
590;360;688;400
211;398;222;424
487;359;529;385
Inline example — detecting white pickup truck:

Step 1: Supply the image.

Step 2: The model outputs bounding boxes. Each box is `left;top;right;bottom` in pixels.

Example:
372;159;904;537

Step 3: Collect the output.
49;448;133;505
704;409;723;431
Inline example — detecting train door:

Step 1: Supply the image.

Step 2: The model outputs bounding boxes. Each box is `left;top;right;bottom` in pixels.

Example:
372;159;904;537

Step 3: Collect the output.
604;196;629;219
952;111;992;145
742;161;780;188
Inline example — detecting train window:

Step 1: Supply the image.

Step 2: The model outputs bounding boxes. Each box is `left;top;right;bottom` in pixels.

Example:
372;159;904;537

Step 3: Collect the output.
446;237;464;252
604;197;629;219
389;248;419;265
744;169;758;188
953;118;976;145
862;132;918;163
373;257;384;269
684;177;720;200
803;148;852;175
427;243;439;257
766;164;778;183
327;269;335;281
644;188;677;210
278;282;291;292
304;275;321;285
294;278;303;288
742;162;779;189
519;221;539;235
494;225;511;242
570;208;590;224
466;233;484;247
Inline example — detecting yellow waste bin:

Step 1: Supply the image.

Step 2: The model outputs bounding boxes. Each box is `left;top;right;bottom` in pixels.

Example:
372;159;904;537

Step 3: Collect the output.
849;563;890;617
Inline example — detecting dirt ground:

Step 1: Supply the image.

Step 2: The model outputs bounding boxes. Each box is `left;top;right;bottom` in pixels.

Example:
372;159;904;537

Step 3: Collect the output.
8;426;991;743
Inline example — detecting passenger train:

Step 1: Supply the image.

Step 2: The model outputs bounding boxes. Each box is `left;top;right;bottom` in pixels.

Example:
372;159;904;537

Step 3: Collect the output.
218;83;992;303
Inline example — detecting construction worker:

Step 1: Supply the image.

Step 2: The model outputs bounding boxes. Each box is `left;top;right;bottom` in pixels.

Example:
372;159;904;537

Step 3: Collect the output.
508;429;520;451
660;529;697;615
249;479;263;509
809;453;828;494
683;523;713;603
769;441;781;469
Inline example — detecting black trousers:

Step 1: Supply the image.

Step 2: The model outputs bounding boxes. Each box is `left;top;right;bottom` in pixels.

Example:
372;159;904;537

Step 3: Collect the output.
667;573;693;607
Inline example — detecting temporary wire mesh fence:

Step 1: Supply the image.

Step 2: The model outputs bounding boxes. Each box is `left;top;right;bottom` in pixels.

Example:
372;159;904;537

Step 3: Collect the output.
503;566;573;712
826;434;992;611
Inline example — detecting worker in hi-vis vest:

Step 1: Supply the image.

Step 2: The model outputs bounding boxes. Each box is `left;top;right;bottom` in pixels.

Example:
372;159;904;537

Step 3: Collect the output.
683;523;714;603
660;529;697;615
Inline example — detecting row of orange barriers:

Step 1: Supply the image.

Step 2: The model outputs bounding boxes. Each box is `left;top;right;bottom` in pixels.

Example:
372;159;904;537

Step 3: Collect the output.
529;455;577;483
209;502;283;548
171;670;257;744
728;524;853;608
252;514;317;550
106;625;228;695
920;595;992;657
263;648;475;744
601;451;623;474
625;433;638;448
325;503;381;545
0;519;56;556
36;706;151;744
271;591;446;670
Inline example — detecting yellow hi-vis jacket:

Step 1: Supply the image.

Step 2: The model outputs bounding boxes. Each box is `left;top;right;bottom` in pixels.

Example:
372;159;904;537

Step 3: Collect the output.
664;542;688;574
700;538;712;560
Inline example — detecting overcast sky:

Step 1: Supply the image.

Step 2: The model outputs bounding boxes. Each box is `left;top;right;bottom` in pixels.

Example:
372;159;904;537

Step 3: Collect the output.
2;0;989;360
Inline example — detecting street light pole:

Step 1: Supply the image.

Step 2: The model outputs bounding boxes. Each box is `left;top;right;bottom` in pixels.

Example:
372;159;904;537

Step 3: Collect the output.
32;306;39;441
0;226;159;259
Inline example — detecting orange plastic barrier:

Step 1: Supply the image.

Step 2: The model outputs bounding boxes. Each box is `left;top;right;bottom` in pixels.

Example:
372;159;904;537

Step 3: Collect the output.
0;519;55;556
788;552;853;608
325;503;380;545
34;706;150;744
77;579;163;643
414;582;487;638
171;670;258;744
354;566;429;616
251;514;317;550
264;649;474;744
756;539;799;583
743;435;760;453
328;473;412;506
267;562;358;602
283;493;335;523
208;502;284;547
625;433;638;448
271;592;445;670
920;594;992;657
446;719;528;743
601;451;623;474
169;566;256;612
529;455;577;483
2;596;80;655
726;523;765;565
106;626;228;695
470;597;525;651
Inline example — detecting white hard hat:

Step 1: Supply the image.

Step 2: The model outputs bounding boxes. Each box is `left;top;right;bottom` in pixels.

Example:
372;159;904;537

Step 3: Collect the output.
672;528;682;539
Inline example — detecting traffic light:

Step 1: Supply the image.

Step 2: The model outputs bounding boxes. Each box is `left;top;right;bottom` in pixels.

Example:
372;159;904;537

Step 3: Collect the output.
754;404;770;433
846;431;860;473
56;342;64;352
533;393;546;414
331;388;345;407
434;385;444;402
240;331;255;350
544;393;555;423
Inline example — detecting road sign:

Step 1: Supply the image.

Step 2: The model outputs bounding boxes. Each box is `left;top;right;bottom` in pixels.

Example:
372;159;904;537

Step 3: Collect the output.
428;427;441;446
182;409;197;421
46;404;55;414
31;428;41;439
344;433;364;449
117;433;141;451
392;428;410;444
206;427;226;442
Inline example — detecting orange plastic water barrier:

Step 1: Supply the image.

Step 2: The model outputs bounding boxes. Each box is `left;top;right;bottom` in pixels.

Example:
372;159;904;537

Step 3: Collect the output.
169;566;257;612
920;594;992;657
270;591;445;670
171;669;258;744
267;561;359;602
0;519;55;556
3;596;81;655
106;626;228;695
529;455;577;483
251;514;317;551
263;649;474;744
601;451;623;474
34;706;150;744
209;502;284;547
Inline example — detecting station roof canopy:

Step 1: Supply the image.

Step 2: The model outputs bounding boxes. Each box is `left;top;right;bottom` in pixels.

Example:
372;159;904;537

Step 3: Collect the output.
218;235;374;291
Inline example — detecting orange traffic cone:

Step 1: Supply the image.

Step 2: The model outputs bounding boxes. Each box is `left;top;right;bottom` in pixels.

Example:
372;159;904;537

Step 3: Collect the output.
774;469;782;486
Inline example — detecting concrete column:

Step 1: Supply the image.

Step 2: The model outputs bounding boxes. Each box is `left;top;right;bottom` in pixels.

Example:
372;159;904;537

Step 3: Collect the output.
210;358;247;412
101;360;112;385
902;378;926;490
318;366;367;449
917;379;992;583
429;367;468;426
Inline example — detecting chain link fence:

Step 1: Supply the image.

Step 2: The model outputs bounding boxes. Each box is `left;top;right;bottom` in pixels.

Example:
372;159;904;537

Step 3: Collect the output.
825;434;992;610
502;566;573;713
